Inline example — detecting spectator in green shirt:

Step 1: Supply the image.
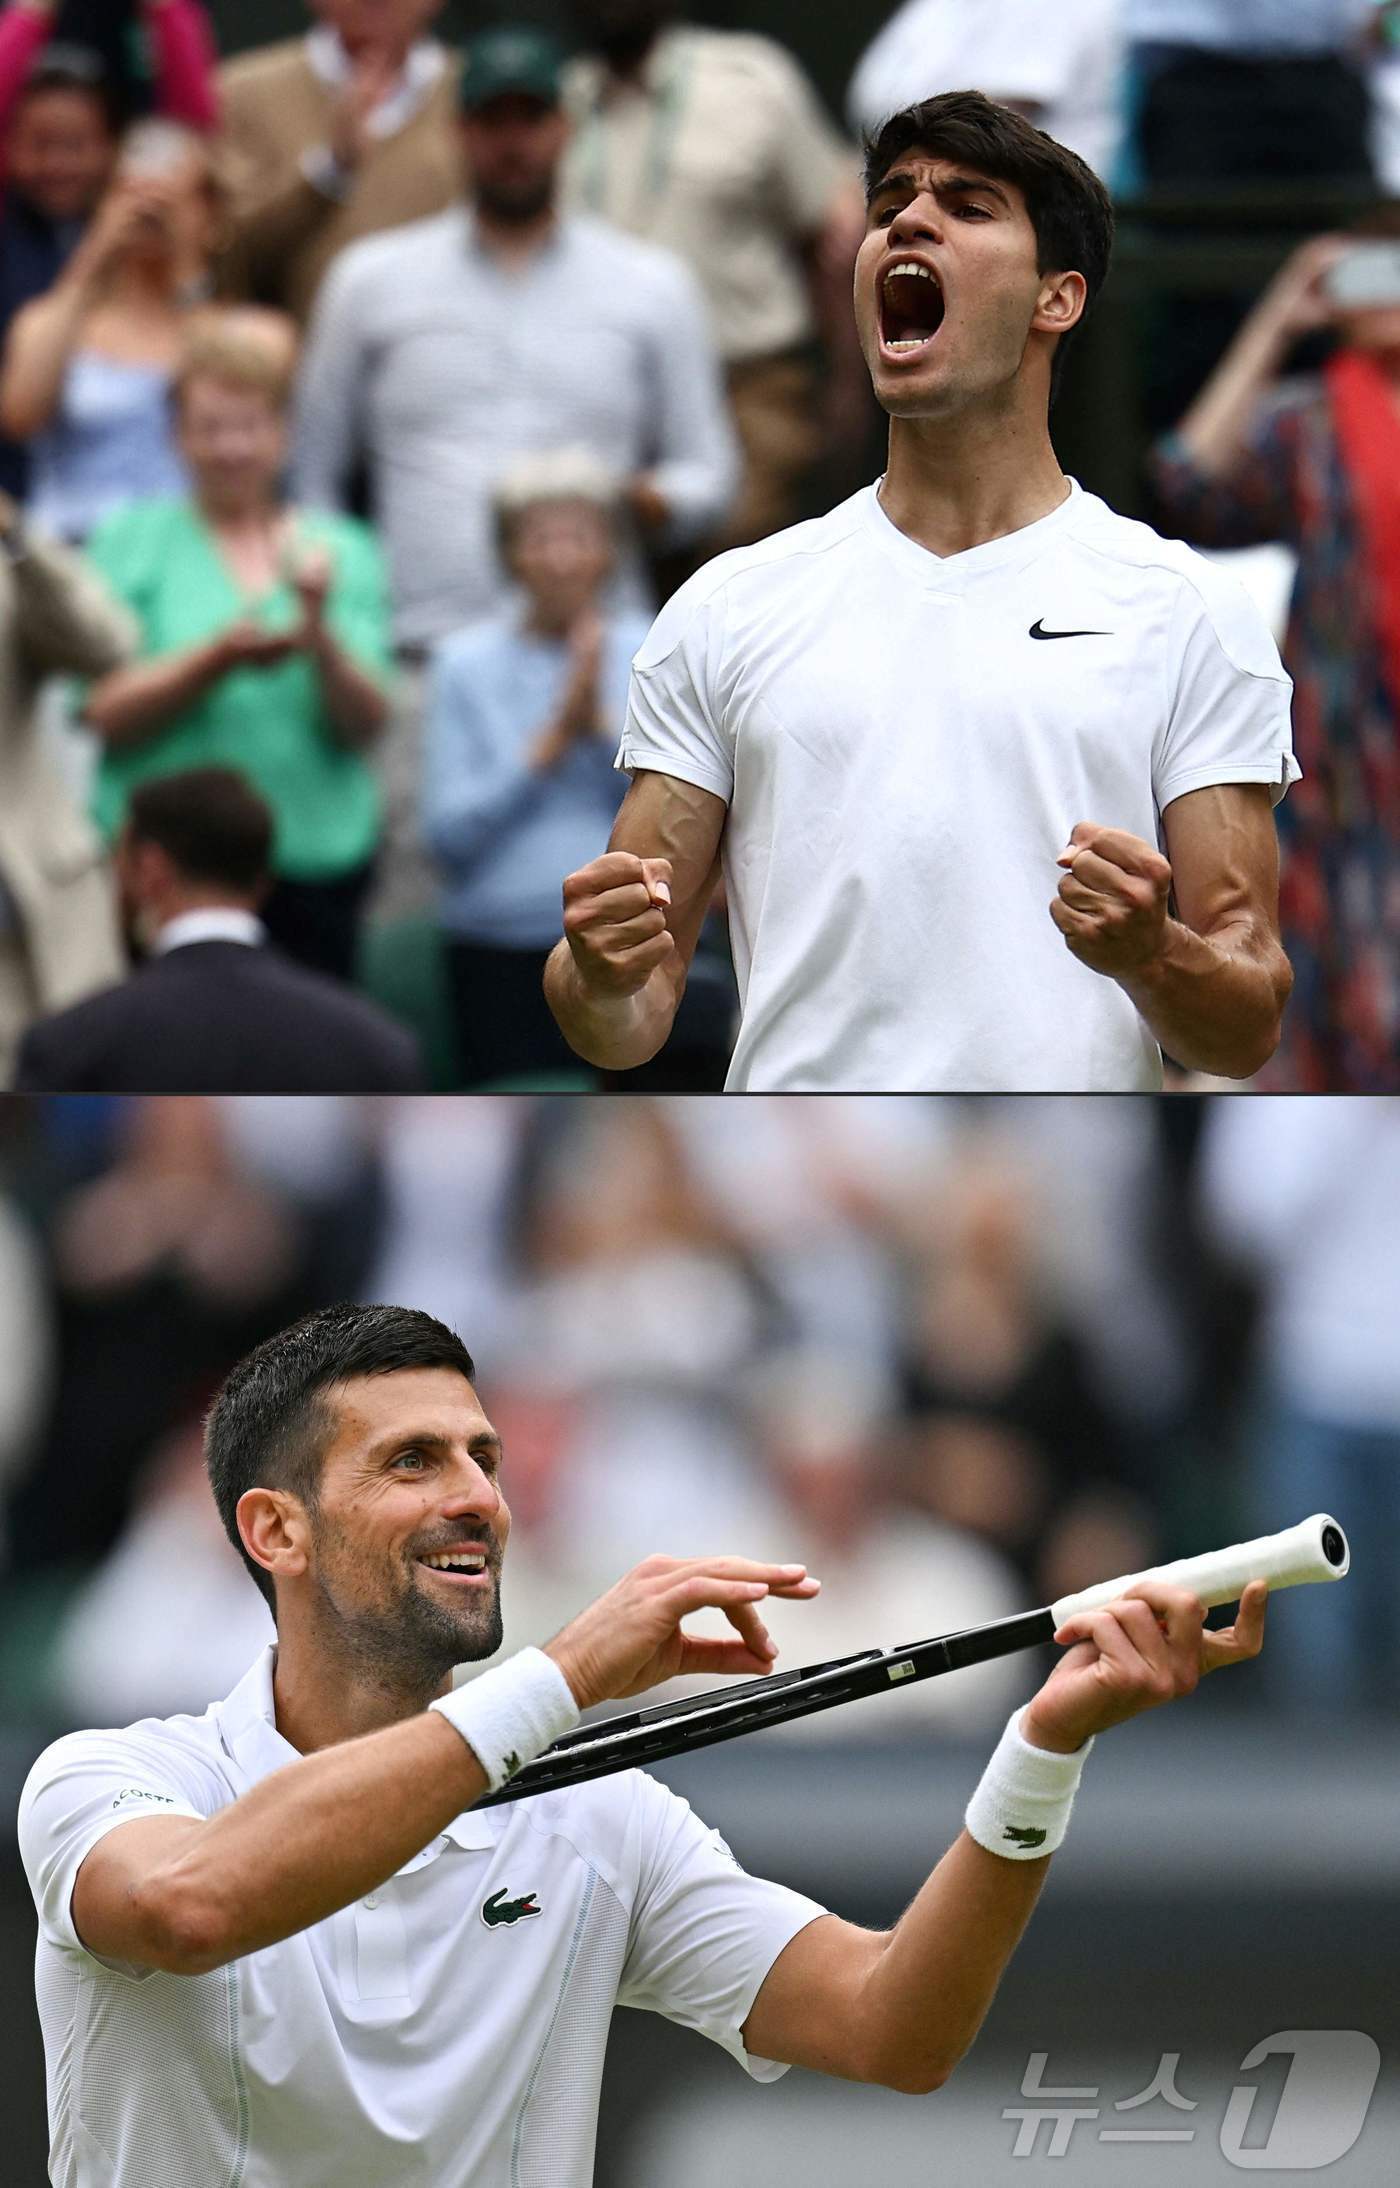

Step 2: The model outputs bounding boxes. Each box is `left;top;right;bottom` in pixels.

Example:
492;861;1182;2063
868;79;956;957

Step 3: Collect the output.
80;308;392;981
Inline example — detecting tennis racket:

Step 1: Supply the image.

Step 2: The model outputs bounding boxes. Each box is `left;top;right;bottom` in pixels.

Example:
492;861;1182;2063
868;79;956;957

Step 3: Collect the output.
480;1513;1350;1808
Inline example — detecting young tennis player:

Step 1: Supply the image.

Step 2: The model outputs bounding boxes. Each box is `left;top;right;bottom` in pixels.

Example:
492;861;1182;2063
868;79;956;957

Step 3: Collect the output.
545;92;1297;1091
20;1305;1268;2186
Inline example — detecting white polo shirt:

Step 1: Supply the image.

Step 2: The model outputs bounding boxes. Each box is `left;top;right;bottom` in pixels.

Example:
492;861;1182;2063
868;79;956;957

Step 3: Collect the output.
617;479;1298;1093
17;1648;828;2188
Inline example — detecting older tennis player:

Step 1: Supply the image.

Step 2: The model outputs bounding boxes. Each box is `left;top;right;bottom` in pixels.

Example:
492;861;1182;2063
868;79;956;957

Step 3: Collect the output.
19;1304;1267;2185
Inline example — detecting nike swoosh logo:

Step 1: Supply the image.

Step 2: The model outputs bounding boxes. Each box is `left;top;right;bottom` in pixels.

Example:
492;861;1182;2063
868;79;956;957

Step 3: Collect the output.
1029;620;1111;640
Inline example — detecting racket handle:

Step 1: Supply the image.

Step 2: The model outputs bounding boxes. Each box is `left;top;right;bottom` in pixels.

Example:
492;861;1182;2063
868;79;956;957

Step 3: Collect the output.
1050;1513;1350;1628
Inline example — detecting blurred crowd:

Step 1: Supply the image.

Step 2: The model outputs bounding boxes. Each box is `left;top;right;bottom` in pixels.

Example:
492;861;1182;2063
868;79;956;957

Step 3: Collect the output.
0;2;1399;1091
0;1091;1395;1737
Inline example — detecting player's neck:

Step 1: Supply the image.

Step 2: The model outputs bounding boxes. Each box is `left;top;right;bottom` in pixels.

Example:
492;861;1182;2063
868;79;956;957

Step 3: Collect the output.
270;1638;453;1755
879;412;1068;560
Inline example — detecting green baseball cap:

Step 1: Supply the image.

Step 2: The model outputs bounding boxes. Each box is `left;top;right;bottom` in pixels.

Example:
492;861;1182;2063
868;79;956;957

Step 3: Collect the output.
459;27;567;113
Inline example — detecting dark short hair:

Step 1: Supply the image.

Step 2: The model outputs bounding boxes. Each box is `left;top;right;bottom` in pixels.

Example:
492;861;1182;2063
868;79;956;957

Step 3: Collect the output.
125;768;274;895
863;90;1115;402
15;43;126;136
205;1302;479;1615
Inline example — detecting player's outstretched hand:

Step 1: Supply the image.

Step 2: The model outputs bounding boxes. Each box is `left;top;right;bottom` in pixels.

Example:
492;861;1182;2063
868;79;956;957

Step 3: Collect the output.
1022;1579;1268;1754
1050;822;1173;977
561;852;677;997
544;1555;822;1710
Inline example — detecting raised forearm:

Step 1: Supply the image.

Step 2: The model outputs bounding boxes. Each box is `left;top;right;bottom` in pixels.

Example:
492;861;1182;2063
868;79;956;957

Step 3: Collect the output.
145;0;220;133
1120;916;1292;1078
1176;311;1288;479
144;1709;487;1972
860;1831;1050;2093
0;276;94;438
309;626;389;749
543;937;680;1070
0;4;52;141
84;639;234;747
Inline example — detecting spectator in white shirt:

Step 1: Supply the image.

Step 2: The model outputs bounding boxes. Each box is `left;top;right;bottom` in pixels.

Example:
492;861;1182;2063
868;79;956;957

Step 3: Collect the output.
293;25;737;922
848;0;1126;185
1199;1098;1400;1712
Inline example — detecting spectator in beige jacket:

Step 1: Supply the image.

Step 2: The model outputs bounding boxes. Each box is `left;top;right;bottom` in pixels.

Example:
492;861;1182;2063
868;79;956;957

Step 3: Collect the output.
0;485;133;1084
218;1;463;324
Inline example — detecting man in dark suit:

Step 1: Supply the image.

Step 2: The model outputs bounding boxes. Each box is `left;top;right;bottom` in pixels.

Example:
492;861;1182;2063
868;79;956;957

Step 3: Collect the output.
15;767;423;1092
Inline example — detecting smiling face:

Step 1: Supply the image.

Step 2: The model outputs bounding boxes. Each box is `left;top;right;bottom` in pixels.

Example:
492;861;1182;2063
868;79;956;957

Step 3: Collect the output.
506;497;616;625
6;85;117;223
177;374;288;514
243;1366;512;1688
856;150;1085;422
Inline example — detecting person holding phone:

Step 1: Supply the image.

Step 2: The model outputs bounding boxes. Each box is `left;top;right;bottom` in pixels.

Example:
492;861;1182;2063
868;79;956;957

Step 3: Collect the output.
1153;225;1400;1092
80;312;393;983
0;117;229;541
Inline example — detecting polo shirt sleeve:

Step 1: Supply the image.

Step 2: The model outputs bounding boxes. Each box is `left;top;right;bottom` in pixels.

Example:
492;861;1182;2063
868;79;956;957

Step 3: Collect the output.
616;1774;829;2081
16;1727;214;1966
1152;566;1300;816
616;573;734;804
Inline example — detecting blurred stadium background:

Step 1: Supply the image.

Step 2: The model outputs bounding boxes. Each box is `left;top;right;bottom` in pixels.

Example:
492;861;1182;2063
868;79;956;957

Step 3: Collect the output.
196;0;1384;532
0;1090;1396;2181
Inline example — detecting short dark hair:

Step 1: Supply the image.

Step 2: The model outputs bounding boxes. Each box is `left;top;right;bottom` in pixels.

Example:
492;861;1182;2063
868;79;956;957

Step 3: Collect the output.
16;44;126;136
863;90;1115;402
125;768;274;895
205;1302;478;1615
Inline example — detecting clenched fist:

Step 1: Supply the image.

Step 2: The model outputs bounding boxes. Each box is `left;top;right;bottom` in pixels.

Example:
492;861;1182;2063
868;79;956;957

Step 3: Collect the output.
1050;822;1172;977
561;852;677;998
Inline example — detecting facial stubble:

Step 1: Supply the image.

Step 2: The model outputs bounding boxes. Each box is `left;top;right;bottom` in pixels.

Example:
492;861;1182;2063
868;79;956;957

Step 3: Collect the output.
309;1518;506;1699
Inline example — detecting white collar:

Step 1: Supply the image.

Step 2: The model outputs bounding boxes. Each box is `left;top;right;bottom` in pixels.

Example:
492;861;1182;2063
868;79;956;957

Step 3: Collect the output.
863;474;1083;588
304;27;446;137
217;1645;497;1852
151;908;266;957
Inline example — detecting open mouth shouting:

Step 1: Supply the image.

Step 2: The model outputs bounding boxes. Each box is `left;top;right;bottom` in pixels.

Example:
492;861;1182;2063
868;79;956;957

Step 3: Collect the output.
878;256;947;364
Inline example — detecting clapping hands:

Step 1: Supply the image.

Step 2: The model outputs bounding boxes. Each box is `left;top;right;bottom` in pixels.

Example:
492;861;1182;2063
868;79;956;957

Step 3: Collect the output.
285;539;334;633
212;535;336;676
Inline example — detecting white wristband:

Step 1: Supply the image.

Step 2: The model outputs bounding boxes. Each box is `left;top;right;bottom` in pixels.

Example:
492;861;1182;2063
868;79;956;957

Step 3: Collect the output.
965;1707;1094;1860
429;1648;580;1793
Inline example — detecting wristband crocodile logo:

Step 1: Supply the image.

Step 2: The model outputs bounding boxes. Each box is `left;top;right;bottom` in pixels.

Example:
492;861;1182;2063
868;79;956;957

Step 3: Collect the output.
1003;1824;1048;1849
482;1888;543;1928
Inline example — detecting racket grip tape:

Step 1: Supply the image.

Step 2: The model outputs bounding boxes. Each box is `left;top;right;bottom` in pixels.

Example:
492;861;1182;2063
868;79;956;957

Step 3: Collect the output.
1049;1513;1350;1629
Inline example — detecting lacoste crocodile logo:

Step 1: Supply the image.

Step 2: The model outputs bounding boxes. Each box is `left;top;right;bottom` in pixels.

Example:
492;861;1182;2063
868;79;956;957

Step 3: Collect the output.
1002;1825;1048;1849
482;1887;542;1928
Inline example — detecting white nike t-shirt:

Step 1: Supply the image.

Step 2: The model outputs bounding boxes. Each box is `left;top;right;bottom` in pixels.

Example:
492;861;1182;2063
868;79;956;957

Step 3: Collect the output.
17;1647;828;2188
617;480;1298;1092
